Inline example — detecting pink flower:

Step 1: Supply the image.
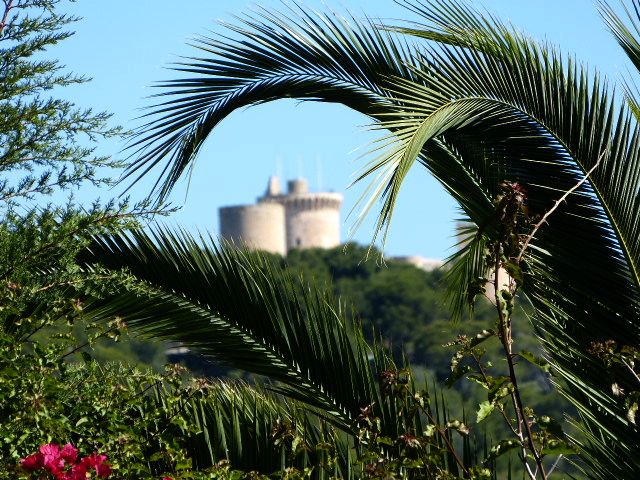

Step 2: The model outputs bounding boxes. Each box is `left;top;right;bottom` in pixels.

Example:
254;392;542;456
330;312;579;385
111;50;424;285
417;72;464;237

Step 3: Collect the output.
40;443;65;474
53;471;67;480
21;443;112;479
64;463;88;480
96;463;112;478
60;443;78;464
19;453;44;471
39;442;61;462
81;452;111;478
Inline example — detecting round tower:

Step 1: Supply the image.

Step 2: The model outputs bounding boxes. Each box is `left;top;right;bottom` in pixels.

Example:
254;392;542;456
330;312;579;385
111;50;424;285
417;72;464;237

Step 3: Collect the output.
283;178;342;251
219;202;286;255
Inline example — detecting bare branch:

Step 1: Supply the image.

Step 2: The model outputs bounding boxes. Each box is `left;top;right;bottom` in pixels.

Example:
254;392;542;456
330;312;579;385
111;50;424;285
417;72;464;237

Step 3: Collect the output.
547;454;564;476
516;153;605;263
622;358;640;386
0;0;13;37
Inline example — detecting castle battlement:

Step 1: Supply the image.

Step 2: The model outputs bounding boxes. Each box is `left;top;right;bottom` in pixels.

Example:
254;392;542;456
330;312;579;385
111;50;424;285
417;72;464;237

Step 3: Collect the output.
280;193;342;210
219;176;343;254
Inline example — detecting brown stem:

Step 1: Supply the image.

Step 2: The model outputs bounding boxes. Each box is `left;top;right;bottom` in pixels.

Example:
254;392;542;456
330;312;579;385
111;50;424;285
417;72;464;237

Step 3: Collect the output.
423;409;470;478
0;1;14;37
546;454;564;477
470;350;520;438
494;262;534;478
35;275;114;293
621;359;640;385
146;388;201;442
23;321;48;342
114;370;177;411
494;256;547;480
60;325;117;359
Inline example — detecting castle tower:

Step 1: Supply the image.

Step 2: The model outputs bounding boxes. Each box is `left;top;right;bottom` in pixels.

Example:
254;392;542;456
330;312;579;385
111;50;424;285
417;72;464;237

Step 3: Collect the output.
265;175;281;197
218;176;342;255
282;178;342;250
218;176;287;254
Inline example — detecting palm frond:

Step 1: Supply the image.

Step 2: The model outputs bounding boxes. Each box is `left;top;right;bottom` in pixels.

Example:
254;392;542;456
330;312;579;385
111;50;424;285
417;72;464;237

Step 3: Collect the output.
123;4;417;202
443;219;490;321
180;381;354;477
385;3;640;474
81;228;395;434
599;0;640;126
600;0;640;72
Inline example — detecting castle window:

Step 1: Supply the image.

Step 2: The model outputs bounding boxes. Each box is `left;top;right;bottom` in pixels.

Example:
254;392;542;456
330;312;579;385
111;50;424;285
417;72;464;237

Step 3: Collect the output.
296;237;301;247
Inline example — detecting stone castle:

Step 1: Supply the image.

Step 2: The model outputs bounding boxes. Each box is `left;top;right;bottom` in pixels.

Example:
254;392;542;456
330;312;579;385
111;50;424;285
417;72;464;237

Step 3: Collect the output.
219;176;343;255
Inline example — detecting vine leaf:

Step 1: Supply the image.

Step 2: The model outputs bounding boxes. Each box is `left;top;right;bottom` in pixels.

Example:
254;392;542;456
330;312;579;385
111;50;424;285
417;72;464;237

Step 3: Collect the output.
518;351;551;373
541;440;577;456
538;415;565;438
485;439;520;462
476;401;494;423
445;365;472;387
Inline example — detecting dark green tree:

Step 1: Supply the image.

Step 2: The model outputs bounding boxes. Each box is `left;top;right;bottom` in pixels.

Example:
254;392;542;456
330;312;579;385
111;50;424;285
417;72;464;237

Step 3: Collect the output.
0;0;134;329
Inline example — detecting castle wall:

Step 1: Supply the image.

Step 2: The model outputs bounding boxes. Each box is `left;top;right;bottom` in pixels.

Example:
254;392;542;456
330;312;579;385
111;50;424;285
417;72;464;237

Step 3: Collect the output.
219;203;286;255
283;194;342;250
392;256;444;271
219;176;343;254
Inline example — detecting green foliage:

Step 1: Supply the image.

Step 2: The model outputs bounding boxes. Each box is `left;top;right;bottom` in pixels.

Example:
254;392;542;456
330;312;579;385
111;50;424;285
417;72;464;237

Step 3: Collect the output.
0;0;160;342
82;230;387;434
0;1;183;478
284;244;547;385
81;229;497;478
283;243;578;478
0;0;636;478
588;340;640;426
81;228;585;478
285;244;451;366
0;341;197;478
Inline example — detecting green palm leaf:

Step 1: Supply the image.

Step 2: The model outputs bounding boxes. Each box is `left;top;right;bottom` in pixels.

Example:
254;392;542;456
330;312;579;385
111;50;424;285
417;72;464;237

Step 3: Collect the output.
180;381;353;477
600;0;640;72
381;4;640;475
123;5;417;201
82;228;399;435
81;229;481;476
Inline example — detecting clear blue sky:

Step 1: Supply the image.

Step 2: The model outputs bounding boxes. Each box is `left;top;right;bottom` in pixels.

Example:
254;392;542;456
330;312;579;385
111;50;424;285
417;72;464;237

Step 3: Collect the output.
55;0;630;259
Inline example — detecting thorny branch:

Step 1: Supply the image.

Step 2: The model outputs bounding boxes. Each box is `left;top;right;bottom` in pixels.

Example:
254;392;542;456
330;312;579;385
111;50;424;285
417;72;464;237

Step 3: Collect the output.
422;408;469;477
469;349;520;438
546;455;564;477
493;256;544;480
622;358;640;385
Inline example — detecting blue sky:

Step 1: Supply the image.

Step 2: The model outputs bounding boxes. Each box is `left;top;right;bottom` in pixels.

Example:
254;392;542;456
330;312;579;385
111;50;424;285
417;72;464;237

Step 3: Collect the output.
56;0;630;259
